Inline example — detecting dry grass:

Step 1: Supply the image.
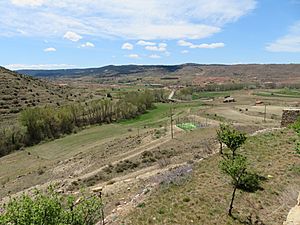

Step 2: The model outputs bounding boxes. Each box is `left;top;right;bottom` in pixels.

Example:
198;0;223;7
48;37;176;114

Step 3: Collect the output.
124;129;300;225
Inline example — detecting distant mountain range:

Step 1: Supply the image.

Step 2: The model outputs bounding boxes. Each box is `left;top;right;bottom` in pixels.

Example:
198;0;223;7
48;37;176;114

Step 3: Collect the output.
16;64;300;82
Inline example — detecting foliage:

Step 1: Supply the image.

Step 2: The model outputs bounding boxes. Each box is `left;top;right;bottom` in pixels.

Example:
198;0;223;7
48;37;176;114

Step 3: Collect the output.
0;187;103;225
217;124;247;157
218;125;260;217
220;155;248;186
238;172;263;192
0;90;163;157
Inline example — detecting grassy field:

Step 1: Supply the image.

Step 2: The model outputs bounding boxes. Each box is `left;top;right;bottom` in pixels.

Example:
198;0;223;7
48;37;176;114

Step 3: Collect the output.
0;102;203;197
255;89;300;98
192;91;231;100
124;129;300;225
121;102;203;127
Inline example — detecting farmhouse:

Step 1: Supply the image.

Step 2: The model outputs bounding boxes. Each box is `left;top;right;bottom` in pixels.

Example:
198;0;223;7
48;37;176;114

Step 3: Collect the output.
223;96;235;103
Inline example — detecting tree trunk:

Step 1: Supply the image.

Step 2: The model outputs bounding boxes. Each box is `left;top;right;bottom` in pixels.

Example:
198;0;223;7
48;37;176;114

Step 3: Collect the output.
229;186;237;217
219;141;223;154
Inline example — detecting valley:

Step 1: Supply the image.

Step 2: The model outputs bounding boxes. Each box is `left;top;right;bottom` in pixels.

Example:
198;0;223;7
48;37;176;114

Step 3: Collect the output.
1;66;299;224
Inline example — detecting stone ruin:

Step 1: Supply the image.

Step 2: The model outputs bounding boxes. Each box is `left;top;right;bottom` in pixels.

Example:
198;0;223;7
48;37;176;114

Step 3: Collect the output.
281;108;300;127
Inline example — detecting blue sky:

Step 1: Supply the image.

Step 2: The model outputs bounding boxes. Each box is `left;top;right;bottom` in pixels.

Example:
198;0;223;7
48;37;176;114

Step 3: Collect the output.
0;0;299;70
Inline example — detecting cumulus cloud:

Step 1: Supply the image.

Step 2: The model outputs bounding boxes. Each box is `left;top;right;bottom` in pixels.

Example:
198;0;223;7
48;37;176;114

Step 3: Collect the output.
266;21;300;52
178;40;225;49
5;63;75;70
63;31;82;42
127;54;140;58
190;42;225;49
44;47;56;52
181;50;189;54
149;54;161;59
122;42;134;50
145;43;167;52
136;40;156;46
1;0;256;40
81;42;95;48
178;40;193;47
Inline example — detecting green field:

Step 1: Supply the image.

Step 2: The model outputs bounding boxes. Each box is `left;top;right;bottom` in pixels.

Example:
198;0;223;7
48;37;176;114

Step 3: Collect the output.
121;102;203;127
192;91;231;100
255;89;300;98
176;122;197;131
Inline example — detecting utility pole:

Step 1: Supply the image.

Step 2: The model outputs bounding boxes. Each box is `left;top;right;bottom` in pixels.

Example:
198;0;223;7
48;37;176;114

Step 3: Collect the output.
170;107;174;139
264;104;267;122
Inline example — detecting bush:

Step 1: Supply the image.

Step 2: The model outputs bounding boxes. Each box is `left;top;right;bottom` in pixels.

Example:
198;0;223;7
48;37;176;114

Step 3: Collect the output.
0;187;103;225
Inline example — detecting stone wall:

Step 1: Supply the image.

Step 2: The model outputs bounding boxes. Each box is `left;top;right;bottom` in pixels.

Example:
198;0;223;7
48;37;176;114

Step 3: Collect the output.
281;109;300;127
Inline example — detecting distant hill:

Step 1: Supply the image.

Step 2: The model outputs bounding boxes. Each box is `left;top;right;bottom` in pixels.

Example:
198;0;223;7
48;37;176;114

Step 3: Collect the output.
17;64;197;78
0;67;76;118
17;64;300;84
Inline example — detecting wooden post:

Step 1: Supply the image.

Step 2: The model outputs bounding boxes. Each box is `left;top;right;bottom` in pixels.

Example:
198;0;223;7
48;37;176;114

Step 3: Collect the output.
264;104;267;122
170;107;174;139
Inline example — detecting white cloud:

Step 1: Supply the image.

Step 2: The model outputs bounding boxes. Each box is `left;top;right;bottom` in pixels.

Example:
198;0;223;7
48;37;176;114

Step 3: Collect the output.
178;40;225;49
149;54;161;59
266;21;300;52
178;40;193;47
11;0;45;7
122;42;134;50
81;41;95;48
145;43;167;52
44;47;56;52
63;31;82;42
5;63;75;70
127;54;140;58
181;50;189;54
136;40;156;46
1;0;256;40
190;42;225;49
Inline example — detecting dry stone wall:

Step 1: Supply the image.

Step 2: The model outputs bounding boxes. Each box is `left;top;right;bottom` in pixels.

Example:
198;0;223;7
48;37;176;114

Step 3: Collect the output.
281;109;300;127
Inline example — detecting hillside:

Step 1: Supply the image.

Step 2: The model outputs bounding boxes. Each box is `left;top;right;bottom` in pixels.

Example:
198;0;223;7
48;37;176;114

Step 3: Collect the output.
0;67;86;126
18;64;300;84
124;129;300;225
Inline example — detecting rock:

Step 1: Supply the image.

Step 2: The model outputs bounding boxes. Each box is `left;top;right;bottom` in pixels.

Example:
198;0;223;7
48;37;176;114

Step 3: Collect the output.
92;186;103;193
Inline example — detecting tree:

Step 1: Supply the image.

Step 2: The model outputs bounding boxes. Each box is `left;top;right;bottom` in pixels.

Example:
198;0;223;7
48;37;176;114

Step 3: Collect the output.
220;155;248;217
216;124;228;154
217;124;247;158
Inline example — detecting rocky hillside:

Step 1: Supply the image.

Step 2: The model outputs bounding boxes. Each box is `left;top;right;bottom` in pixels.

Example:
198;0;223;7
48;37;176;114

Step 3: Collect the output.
0;67;76;117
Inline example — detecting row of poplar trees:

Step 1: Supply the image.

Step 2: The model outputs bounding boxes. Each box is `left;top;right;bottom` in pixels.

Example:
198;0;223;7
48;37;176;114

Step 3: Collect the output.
0;90;165;157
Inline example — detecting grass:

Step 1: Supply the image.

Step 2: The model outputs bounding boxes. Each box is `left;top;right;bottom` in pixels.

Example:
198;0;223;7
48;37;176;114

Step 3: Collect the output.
255;88;300;98
121;102;203;127
192;91;231;100
0;101;204;197
177;123;197;131
124;129;300;225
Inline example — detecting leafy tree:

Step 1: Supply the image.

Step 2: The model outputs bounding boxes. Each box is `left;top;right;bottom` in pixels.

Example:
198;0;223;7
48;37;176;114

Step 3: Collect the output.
220;155;248;217
0;187;103;225
216;124;228;154
218;124;247;158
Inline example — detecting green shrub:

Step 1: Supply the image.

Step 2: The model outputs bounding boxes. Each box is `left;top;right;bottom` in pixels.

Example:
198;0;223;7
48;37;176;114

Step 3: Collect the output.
0;187;103;225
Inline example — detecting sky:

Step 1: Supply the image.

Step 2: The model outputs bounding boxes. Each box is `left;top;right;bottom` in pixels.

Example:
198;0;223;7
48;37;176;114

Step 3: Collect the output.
0;0;300;70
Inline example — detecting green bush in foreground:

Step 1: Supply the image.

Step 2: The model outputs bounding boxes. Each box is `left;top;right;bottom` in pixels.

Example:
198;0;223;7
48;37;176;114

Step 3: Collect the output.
0;187;103;225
